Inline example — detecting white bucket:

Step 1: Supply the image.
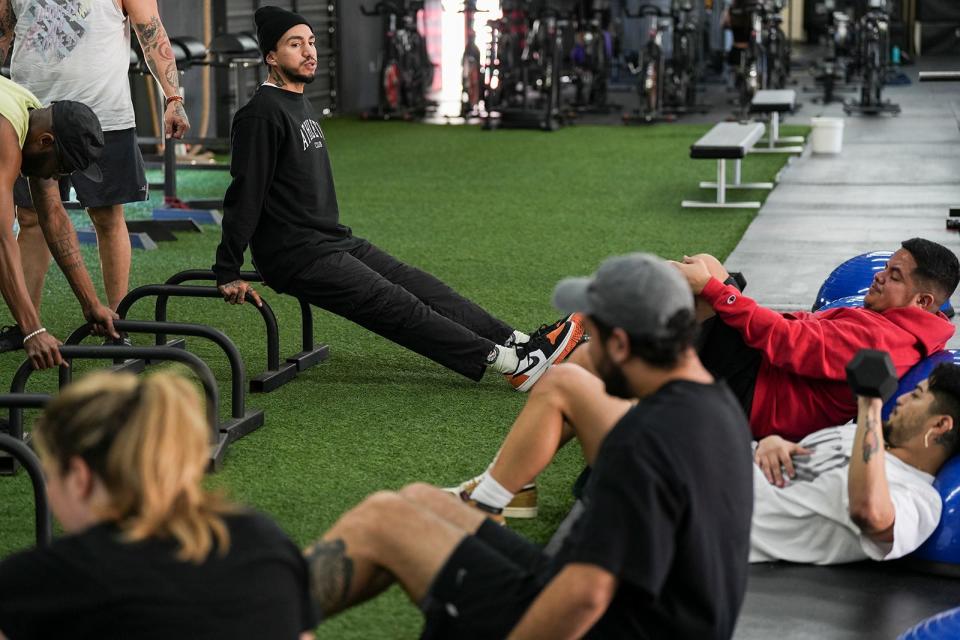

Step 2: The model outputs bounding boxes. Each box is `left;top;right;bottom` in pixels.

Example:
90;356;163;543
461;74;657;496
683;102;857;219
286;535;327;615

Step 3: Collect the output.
810;117;845;154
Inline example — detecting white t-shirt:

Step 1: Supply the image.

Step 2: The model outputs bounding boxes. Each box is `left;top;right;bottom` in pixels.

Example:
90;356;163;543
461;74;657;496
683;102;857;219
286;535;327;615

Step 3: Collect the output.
750;424;942;565
10;0;135;130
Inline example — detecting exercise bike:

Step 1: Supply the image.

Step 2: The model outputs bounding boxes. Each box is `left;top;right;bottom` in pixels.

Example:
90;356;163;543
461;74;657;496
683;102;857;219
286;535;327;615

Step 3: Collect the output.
663;0;703;113
485;0;569;131
623;4;672;123
762;0;790;90
360;0;436;119
569;0;615;112
460;0;484;117
729;1;768;117
844;0;900;115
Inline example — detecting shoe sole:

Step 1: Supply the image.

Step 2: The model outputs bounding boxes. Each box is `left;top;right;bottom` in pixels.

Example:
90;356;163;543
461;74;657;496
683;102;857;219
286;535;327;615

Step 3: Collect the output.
514;319;585;392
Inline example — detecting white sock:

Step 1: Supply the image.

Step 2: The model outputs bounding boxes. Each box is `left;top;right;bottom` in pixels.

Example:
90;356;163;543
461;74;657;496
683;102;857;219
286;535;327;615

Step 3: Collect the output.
511;330;530;345
486;345;520;374
470;474;515;510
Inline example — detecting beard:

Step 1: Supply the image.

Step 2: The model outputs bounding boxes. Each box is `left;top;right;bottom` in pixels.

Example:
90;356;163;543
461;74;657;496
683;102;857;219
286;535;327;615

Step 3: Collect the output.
596;354;633;399
281;61;316;84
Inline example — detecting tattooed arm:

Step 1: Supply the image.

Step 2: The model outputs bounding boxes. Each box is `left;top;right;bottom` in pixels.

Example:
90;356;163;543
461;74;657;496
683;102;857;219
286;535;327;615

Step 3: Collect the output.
27;177;118;338
124;0;190;138
847;395;896;542
0;0;16;64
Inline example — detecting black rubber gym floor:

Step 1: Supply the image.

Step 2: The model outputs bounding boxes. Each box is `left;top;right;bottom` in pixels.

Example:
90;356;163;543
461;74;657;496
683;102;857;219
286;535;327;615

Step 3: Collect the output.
737;561;960;638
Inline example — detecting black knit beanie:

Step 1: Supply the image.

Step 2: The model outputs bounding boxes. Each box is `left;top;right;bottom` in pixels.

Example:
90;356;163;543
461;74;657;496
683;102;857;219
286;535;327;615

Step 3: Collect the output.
255;6;312;63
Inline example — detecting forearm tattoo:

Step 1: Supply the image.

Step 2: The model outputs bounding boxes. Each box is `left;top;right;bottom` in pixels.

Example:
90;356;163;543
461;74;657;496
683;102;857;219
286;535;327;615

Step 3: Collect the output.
134;16;179;89
862;415;881;463
304;538;355;616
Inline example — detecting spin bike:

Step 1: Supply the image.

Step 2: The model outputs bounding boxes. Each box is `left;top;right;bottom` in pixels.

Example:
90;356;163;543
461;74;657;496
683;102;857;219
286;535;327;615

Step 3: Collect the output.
569;1;615;112
729;1;767;117
844;0;900;115
485;0;567;131
460;0;484;117
623;4;672;123
360;0;436;118
663;0;703;113
763;0;790;90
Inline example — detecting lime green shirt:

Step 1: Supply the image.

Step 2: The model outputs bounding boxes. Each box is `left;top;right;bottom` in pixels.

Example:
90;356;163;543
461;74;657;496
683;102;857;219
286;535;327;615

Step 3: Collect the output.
0;75;43;148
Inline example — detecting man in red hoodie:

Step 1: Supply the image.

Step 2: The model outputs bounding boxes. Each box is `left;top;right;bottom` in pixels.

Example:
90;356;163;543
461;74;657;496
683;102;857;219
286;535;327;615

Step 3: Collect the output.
449;238;957;522
673;237;957;442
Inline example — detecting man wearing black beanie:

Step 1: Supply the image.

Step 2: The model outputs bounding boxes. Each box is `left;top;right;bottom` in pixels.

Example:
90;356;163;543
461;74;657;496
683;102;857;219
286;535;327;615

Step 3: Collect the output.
213;7;583;390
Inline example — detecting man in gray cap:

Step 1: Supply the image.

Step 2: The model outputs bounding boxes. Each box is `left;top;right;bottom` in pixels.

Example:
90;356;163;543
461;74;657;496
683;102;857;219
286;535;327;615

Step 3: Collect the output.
0;75;119;368
299;253;754;639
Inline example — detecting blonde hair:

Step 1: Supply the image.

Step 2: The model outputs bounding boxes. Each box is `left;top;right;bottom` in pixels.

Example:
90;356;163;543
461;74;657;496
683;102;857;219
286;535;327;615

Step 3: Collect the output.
33;371;234;562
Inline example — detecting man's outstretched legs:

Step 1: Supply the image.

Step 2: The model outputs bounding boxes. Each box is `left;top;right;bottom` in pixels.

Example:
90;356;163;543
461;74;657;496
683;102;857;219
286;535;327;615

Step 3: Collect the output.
456;362;632;516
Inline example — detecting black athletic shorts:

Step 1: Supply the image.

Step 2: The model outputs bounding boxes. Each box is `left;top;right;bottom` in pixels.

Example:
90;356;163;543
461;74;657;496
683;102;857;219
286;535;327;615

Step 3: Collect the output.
14;128;148;210
420;520;551;640
696;276;762;417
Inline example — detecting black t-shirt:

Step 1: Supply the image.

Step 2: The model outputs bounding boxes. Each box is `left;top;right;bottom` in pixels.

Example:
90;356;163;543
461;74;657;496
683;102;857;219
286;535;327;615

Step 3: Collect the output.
547;380;754;640
213;84;361;291
0;511;317;640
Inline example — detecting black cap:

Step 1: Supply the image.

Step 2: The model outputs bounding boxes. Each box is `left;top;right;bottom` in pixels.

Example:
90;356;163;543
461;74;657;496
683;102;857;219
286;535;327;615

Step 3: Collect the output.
51;101;103;182
254;6;312;63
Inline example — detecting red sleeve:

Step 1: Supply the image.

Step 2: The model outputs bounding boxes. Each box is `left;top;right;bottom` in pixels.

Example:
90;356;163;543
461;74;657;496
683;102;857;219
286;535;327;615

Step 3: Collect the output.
700;277;881;381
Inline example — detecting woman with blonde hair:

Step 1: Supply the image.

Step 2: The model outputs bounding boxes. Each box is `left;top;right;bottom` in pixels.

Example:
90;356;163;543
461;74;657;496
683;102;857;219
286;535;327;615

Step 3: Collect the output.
0;371;317;639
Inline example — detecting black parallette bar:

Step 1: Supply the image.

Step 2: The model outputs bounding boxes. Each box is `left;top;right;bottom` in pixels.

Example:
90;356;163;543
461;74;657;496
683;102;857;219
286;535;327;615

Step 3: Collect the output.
116;284;281;371
9;346;219;447
0;431;52;546
65;320;247;420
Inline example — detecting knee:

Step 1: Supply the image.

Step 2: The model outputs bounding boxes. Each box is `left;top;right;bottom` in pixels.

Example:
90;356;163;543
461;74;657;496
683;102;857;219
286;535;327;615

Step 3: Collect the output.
398;482;438;502
688;253;729;280
16;208;40;230
87;207;125;232
531;363;599;402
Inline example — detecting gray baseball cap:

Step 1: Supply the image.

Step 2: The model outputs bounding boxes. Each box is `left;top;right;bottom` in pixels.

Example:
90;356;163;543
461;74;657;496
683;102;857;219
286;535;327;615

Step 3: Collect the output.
552;253;694;338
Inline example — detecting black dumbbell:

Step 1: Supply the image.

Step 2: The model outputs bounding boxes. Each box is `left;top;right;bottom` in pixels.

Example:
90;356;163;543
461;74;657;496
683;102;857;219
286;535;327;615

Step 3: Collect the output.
846;349;898;401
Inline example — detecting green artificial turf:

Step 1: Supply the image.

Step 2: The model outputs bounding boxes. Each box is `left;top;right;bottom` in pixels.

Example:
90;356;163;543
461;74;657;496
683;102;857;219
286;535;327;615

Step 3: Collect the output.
0;119;805;638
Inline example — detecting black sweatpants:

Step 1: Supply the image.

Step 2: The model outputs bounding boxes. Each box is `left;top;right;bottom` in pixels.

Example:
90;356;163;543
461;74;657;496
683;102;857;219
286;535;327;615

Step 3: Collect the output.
282;239;514;381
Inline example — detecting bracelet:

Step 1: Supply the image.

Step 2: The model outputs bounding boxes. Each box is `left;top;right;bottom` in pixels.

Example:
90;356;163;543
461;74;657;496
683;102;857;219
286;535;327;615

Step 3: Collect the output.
165;94;184;108
22;327;47;344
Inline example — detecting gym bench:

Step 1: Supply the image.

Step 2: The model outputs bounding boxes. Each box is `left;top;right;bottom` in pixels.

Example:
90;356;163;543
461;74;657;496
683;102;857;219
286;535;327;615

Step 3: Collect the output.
116;285;299;393
164;269;330;373
749;89;805;154
64;320;265;445
0;394;53;546
5;346;228;472
682;122;771;209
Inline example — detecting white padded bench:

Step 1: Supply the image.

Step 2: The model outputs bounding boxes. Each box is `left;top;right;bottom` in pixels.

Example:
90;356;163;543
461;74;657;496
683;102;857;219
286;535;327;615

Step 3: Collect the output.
681;122;772;210
749;89;805;153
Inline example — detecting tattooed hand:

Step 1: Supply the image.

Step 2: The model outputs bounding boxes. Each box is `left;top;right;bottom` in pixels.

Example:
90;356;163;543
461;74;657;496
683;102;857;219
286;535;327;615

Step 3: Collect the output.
165;100;190;139
217;279;263;306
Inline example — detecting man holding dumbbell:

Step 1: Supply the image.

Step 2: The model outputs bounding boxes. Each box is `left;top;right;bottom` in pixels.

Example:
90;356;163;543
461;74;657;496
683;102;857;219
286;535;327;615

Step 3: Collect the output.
672;238;958;442
0;0;188;352
751;354;960;564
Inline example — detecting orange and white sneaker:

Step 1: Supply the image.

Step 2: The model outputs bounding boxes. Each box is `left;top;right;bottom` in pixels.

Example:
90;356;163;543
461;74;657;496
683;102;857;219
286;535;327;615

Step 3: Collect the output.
507;314;585;392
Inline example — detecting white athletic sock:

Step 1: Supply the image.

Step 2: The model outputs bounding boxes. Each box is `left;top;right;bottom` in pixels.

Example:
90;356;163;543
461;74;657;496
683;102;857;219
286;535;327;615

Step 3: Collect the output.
511;330;530;345
470;475;515;510
486;345;520;374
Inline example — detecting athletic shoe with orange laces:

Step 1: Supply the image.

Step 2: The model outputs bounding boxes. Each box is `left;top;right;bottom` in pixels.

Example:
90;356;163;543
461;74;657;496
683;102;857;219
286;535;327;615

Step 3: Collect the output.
507;314;585;392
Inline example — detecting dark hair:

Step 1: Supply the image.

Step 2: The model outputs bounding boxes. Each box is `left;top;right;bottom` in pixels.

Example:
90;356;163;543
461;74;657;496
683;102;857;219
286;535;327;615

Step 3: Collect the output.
901;238;960;305
928;363;960;455
590;309;698;369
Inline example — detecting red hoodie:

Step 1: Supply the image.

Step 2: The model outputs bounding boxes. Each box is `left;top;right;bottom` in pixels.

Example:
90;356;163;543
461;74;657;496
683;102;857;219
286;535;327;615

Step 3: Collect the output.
700;277;956;441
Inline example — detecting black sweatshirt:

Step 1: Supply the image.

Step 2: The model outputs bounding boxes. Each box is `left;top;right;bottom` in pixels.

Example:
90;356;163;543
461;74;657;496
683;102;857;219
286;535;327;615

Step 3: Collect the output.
213;85;359;291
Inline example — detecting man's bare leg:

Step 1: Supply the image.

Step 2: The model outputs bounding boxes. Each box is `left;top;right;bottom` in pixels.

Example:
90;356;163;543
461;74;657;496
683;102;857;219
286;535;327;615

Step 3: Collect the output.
88;205;130;310
305;486;490;619
15;207;52;311
686;253;731;323
486;363;632;493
